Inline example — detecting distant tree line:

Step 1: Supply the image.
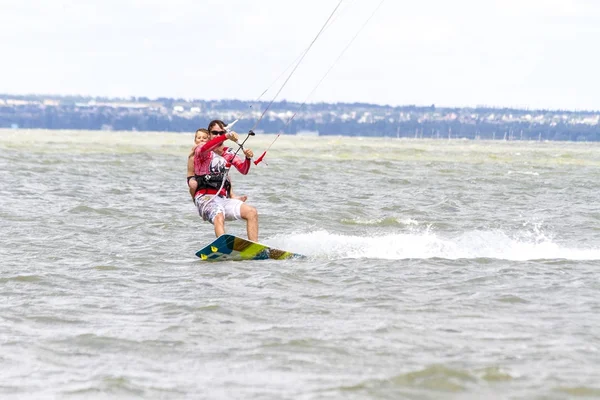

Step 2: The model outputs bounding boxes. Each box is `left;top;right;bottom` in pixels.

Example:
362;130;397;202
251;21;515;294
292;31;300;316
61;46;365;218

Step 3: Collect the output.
1;95;600;141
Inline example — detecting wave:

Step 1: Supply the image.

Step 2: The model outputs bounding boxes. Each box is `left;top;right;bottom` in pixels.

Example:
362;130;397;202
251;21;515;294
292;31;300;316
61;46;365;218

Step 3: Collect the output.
268;229;600;261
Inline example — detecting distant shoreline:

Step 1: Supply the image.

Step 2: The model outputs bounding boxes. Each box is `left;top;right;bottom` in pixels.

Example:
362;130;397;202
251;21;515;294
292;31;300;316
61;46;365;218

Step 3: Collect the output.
2;94;599;141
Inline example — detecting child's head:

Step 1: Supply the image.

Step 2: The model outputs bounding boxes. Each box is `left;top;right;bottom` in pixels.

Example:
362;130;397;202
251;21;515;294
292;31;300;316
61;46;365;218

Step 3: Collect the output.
194;128;209;145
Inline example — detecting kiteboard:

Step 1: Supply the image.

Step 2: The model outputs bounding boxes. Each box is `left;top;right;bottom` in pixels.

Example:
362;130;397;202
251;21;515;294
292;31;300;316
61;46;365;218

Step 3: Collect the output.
195;234;305;261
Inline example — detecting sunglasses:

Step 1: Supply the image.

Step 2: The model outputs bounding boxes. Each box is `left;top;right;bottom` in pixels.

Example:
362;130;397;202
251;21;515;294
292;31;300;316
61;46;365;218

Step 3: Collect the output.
210;130;226;135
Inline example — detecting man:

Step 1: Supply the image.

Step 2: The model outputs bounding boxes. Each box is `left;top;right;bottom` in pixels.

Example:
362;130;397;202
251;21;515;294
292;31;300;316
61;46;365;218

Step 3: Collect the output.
193;120;259;241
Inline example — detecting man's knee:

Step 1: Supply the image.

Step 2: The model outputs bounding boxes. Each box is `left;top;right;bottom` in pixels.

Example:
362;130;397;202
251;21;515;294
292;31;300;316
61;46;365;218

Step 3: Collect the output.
213;213;225;224
241;205;258;220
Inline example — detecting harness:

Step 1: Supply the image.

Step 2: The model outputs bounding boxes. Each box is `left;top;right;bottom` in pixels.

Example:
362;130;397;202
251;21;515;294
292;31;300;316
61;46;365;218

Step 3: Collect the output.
194;173;231;196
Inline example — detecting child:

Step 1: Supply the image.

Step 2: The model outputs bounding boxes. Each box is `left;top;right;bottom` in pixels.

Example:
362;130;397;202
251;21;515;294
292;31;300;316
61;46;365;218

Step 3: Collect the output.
187;128;209;200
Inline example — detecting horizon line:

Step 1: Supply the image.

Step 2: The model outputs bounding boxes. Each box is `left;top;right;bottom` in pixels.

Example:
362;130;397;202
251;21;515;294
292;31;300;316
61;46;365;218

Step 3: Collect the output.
1;92;599;114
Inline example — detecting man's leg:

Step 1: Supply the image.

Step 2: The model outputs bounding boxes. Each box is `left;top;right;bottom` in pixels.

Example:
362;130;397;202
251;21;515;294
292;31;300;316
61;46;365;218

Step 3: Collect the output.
240;204;258;242
213;213;225;238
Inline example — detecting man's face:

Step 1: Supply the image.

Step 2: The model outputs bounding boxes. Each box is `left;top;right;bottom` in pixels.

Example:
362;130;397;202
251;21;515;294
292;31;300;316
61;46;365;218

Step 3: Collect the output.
209;125;226;138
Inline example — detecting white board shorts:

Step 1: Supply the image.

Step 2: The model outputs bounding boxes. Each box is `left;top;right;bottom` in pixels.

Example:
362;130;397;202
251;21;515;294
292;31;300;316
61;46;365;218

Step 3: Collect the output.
195;195;243;224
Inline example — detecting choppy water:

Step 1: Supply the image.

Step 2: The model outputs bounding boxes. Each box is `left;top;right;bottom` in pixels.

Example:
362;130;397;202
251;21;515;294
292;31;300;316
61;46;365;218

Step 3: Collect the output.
1;129;600;399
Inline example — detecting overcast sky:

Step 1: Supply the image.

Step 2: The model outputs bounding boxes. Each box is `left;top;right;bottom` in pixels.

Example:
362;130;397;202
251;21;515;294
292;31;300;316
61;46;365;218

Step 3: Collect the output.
2;0;599;110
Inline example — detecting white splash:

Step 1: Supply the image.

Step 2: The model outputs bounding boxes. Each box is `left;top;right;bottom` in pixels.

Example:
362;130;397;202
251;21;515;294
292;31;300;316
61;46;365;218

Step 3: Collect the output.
268;229;600;261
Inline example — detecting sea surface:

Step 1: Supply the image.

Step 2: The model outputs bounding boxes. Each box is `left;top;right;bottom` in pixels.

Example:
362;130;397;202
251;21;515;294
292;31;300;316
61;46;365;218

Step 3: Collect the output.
1;129;600;399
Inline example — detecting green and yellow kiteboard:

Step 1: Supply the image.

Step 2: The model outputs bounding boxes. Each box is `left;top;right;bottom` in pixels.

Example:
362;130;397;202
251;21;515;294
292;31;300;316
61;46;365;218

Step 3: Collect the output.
195;234;305;261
